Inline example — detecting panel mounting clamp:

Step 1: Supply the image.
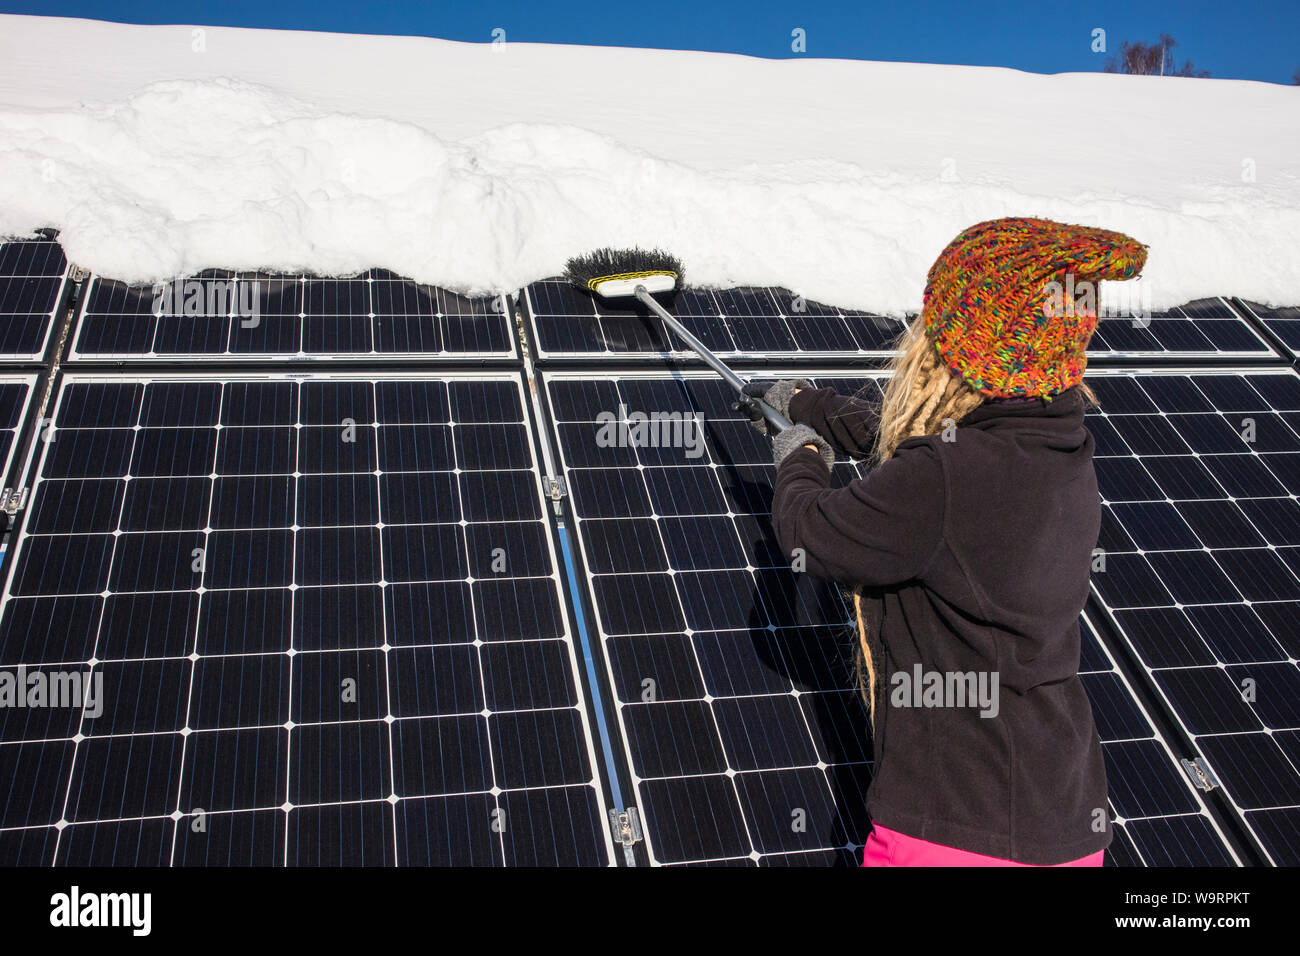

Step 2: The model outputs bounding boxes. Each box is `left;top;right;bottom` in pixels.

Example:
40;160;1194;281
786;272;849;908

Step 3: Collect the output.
544;475;567;502
1181;756;1221;792
608;807;643;865
1;487;27;516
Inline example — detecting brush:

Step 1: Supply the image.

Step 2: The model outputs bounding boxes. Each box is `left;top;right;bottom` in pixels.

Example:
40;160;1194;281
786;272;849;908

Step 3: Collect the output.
563;247;792;433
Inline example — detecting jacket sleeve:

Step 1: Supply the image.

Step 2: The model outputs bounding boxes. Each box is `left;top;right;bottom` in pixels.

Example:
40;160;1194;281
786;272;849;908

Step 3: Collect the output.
771;439;947;589
787;387;880;460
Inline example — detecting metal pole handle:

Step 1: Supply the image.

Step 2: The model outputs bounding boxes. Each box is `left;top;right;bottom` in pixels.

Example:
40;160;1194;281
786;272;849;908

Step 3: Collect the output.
634;286;793;433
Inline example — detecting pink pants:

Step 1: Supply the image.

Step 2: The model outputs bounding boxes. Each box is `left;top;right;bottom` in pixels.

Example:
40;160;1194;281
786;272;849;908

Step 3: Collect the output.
862;823;1105;867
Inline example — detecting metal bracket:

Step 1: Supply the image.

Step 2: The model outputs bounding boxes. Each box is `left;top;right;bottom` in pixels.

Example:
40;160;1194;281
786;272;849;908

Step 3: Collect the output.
544;475;567;502
608;807;643;866
1;487;28;516
69;264;88;283
1181;757;1220;792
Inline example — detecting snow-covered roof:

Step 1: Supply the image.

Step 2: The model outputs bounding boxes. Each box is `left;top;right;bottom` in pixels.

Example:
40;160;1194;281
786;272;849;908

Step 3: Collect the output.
1;13;1297;311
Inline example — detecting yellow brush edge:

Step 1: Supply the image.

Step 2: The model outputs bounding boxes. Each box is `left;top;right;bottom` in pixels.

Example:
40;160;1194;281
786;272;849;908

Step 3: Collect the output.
585;269;678;291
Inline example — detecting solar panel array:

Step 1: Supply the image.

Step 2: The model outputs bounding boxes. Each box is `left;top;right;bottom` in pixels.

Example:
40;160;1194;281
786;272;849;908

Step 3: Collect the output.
0;239;1296;867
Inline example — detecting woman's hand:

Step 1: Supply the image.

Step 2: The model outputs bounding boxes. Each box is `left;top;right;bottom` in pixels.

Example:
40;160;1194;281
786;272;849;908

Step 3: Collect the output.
732;379;811;434
772;424;835;471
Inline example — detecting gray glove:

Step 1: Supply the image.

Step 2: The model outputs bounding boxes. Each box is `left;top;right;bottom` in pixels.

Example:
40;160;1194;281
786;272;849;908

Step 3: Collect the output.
772;423;835;471
732;379;811;434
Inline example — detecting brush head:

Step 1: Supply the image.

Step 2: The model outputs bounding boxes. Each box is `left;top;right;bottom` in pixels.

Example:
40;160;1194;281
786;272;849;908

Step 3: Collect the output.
564;247;683;298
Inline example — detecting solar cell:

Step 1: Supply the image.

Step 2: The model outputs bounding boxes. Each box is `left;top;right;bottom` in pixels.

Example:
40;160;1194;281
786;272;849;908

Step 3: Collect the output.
0;238;68;360
68;271;516;362
541;368;1227;865
0;371;614;867
1087;367;1300;865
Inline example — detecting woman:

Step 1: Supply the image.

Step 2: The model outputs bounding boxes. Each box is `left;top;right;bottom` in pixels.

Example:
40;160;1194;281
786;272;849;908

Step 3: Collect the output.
743;217;1147;866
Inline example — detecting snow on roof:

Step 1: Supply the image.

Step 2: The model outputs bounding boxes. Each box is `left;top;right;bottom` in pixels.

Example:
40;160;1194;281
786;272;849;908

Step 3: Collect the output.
1;13;1298;311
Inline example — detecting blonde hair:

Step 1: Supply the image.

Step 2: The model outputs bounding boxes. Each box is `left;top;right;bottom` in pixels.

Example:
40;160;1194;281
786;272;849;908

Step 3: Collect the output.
850;318;1098;727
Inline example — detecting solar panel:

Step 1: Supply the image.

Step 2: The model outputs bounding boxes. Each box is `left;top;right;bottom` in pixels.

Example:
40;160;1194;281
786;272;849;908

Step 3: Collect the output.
540;367;1223;865
541;368;880;864
1088;298;1276;359
0;371;614;867
0;374;39;490
524;283;1277;364
1086;367;1300;865
0;238;68;361
524;280;908;361
1237;300;1300;358
68;271;516;362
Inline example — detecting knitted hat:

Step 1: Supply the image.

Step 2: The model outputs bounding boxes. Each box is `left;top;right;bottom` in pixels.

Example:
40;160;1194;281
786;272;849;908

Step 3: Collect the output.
921;217;1147;399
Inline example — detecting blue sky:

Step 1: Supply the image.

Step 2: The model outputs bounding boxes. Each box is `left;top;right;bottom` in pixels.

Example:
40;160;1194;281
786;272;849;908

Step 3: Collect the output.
8;0;1299;84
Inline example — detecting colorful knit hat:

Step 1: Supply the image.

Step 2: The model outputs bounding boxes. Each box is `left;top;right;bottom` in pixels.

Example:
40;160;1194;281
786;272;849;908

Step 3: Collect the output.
921;217;1147;399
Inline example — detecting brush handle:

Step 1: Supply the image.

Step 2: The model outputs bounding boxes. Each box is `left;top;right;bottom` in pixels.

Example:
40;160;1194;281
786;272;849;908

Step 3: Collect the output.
634;286;793;433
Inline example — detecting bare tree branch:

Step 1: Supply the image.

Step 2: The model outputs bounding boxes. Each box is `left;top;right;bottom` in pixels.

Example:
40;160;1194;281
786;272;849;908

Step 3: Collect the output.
1103;34;1210;78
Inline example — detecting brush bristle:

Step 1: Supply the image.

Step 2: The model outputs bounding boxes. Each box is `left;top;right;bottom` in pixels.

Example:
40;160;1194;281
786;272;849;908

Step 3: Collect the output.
563;247;684;294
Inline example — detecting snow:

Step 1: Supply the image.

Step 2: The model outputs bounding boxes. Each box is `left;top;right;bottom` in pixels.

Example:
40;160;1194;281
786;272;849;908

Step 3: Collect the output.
1;13;1297;312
